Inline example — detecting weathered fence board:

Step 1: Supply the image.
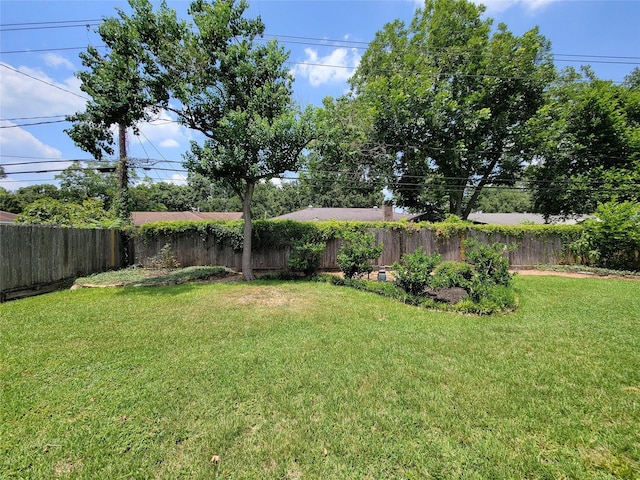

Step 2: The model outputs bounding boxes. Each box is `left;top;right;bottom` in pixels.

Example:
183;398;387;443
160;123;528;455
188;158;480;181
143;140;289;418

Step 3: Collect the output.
1;225;127;301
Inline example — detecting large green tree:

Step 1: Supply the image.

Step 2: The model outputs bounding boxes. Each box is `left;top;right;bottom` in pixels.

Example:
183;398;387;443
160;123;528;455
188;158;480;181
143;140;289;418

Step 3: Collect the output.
65;0;176;220
0;187;21;214
526;67;640;218
93;0;311;279
302;96;386;209
182;1;312;279
12;184;61;211
350;0;554;219
15;198;115;228
56;161;117;207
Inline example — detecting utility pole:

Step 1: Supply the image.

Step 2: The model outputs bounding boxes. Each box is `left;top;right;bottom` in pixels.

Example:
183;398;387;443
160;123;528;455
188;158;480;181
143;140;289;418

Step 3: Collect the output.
115;123;129;222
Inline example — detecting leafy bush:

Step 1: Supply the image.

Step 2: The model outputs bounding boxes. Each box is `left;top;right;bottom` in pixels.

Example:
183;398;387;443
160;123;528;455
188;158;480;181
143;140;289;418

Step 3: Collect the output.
15;198;117;228
337;230;384;279
392;247;441;295
571;201;640;271
288;238;326;277
452;285;517;315
464;240;514;287
430;261;474;289
461;240;516;302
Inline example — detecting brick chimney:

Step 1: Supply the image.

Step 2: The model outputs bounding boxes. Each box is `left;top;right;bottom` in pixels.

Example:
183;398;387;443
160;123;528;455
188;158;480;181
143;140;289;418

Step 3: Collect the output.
383;204;393;222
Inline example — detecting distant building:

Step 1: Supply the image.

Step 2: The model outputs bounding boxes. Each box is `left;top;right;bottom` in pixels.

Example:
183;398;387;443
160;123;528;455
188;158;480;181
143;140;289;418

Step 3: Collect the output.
271;205;415;222
467;212;588;225
0;210;17;224
131;211;243;227
273;208;587;225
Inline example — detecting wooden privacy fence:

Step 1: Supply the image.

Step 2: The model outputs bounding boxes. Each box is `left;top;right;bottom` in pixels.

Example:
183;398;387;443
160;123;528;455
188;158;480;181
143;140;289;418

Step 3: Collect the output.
134;228;575;271
0;224;127;301
0;224;575;301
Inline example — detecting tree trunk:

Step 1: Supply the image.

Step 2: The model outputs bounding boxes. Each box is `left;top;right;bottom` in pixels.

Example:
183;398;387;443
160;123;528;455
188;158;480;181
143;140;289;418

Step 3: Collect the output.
241;181;256;281
115;123;129;222
462;156;501;220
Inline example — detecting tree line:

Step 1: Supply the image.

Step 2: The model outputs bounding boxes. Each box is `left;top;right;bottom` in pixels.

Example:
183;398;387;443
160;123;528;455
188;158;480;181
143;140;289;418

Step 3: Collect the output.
4;0;638;279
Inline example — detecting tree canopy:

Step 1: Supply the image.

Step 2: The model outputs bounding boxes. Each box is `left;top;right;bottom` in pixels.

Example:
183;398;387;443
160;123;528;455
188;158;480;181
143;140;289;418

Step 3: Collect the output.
345;0;554;218
526;67;640;218
79;0;312;279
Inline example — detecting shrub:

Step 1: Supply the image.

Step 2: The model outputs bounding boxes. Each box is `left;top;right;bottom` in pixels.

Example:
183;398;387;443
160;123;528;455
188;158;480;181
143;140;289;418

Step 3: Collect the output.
288;239;326;277
392;247;441;295
571;201;640;271
430;261;474;290
337;230;384;279
463;240;515;302
464;239;514;288
149;243;180;270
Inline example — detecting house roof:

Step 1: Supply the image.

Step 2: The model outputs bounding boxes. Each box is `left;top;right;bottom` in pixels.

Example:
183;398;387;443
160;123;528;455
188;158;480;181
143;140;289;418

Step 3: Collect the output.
0;210;17;223
467;212;587;225
131;211;243;227
271;207;415;222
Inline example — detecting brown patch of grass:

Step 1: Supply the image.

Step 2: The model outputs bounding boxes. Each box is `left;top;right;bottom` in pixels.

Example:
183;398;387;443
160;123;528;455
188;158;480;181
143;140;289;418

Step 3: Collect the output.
237;287;293;307
54;459;82;476
622;386;640;395
580;446;638;477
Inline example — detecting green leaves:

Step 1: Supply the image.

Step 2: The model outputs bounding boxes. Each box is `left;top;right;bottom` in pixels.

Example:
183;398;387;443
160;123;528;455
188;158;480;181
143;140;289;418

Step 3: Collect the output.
527;67;640;217
572;201;640;271
337;230;384;279
349;0;554;218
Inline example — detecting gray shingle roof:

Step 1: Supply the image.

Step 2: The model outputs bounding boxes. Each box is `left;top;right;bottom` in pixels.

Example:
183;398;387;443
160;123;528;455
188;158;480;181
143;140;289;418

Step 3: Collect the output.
468;213;588;225
271;207;415;222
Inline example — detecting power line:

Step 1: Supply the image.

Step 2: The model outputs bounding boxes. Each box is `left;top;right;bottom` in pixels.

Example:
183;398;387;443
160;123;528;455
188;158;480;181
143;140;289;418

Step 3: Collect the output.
2;41;639;66
0;64;88;100
0;19;101;27
0;115;66;121
0;23;99;32
0;46;99;55
0;120;69;128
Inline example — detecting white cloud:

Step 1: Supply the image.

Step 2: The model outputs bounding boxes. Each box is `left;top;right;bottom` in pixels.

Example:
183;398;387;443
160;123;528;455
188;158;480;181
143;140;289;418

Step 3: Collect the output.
292;47;361;87
42;53;75;70
0;121;63;158
164;173;187;186
159;139;180;148
0;121;66;191
270;177;282;187
0;62;86;119
470;0;557;14
133;109;190;151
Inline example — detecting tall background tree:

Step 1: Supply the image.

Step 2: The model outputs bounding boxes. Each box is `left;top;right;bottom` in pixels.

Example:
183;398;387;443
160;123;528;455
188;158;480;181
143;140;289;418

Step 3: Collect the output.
93;0;311;279
526;67;640;218
301;96;386;208
348;0;555;219
65;0;176;221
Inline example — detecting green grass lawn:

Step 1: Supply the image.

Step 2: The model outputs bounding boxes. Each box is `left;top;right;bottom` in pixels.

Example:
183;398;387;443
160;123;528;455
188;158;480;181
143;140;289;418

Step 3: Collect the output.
1;276;639;479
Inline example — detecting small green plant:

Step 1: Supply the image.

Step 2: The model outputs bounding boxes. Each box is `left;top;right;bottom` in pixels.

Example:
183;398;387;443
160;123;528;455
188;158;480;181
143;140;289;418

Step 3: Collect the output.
430;261;474;290
288;238;326;277
392;247;441;295
464;240;514;287
337;230;383;279
150;243;181;270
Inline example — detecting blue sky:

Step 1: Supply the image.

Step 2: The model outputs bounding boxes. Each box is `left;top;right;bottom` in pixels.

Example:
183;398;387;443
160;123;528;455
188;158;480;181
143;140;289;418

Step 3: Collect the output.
1;0;639;191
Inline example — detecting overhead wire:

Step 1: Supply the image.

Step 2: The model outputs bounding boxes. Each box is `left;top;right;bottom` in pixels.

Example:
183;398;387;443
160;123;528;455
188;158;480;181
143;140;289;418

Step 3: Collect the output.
2;18;637;190
0;63;89;100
